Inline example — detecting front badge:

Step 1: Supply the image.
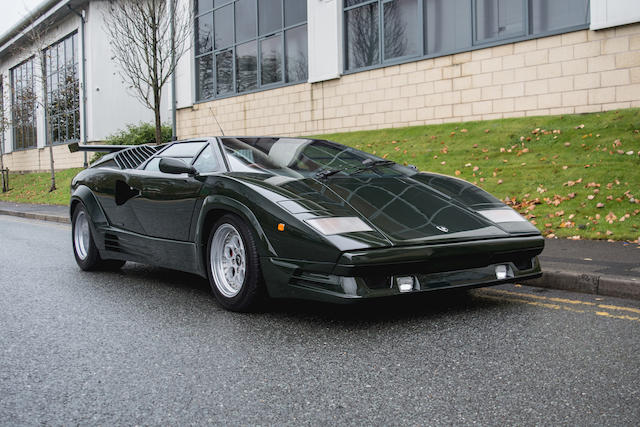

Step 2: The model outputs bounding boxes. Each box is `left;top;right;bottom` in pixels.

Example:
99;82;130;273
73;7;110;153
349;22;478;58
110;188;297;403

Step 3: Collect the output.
435;225;449;233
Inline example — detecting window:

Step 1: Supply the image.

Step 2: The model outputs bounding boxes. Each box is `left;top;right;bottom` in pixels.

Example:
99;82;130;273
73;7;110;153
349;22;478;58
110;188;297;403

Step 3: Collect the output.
475;0;525;43
144;141;208;171
194;0;308;102
10;57;37;150
344;0;590;72
44;32;80;145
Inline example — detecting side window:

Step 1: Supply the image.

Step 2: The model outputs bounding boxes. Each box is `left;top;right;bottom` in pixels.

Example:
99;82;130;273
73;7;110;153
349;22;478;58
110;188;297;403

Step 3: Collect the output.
193;146;220;173
144;157;161;171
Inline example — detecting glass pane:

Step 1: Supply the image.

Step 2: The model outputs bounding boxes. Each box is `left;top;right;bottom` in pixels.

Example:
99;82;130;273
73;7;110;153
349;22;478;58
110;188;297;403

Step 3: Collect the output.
161;142;207;157
193;147;220;172
196;12;213;54
476;0;525;43
65;36;74;65
345;3;379;70
531;0;589;34
197;54;214;100
235;0;257;42
216;50;234;95
383;0;418;60
284;0;306;27
285;25;307;82
259;0;282;36
214;4;233;49
214;0;230;7
236;40;257;92
260;34;282;85
196;0;214;14
425;0;472;55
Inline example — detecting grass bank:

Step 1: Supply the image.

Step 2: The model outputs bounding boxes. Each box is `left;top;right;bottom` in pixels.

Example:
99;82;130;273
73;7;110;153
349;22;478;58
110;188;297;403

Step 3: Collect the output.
0;168;82;205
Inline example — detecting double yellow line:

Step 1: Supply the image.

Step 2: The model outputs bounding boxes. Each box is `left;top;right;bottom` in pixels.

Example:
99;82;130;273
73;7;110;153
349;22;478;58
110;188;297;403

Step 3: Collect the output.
477;288;640;322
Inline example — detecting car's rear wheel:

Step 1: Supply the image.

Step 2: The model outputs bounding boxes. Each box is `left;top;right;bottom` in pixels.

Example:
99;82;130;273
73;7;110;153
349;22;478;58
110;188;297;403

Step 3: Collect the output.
207;214;265;312
72;204;125;271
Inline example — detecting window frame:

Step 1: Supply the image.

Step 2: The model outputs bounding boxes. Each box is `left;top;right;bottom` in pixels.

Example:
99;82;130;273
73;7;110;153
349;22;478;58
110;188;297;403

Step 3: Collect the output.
343;0;590;75
10;56;37;152
43;31;80;146
194;0;308;104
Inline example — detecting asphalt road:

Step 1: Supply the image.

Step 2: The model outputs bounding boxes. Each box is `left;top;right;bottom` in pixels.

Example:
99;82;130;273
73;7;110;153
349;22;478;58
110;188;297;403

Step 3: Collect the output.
1;216;639;426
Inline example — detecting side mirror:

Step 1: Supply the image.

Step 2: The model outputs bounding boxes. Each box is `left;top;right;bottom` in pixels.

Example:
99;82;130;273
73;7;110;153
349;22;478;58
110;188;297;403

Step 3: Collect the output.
159;157;197;176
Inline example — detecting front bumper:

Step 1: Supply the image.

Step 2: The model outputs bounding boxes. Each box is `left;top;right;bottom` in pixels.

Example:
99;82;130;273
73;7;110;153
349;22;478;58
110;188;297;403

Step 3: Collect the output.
261;236;544;303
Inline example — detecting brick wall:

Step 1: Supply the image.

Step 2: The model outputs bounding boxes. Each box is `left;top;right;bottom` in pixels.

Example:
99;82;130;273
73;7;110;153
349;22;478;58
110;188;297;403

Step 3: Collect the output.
178;23;640;139
2;144;86;173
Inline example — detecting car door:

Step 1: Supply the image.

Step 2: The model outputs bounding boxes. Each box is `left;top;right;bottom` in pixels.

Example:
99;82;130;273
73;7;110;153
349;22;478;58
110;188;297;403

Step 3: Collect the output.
126;141;211;241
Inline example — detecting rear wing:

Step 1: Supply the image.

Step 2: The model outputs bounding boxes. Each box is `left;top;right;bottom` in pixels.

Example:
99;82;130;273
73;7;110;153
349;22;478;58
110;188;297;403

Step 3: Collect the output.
68;143;136;153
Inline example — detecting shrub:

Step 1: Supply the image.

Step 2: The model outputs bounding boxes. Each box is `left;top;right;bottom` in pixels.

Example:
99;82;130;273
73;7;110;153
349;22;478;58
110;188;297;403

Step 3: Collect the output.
91;122;172;163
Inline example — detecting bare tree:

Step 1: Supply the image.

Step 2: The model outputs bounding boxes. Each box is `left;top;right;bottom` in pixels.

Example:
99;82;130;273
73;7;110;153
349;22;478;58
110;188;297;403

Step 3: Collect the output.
12;18;59;192
104;0;191;145
0;76;8;192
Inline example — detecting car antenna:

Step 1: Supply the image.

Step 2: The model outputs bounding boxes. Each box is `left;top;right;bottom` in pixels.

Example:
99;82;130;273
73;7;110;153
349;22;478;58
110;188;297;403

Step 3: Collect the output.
209;107;225;136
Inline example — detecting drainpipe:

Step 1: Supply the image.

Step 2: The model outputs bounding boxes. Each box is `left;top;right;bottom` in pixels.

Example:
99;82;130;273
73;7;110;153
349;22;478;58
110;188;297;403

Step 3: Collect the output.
170;0;177;141
68;5;88;168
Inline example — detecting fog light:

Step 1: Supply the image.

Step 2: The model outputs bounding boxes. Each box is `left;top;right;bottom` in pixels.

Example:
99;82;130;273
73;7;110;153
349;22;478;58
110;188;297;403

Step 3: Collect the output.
495;265;514;280
396;276;414;293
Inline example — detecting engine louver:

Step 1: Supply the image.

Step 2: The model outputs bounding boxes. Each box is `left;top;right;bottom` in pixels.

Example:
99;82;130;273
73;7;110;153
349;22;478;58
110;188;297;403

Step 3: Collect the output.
113;144;166;169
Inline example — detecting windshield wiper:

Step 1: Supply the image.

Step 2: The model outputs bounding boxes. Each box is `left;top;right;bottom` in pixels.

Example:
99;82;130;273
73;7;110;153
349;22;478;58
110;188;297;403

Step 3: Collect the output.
315;168;344;180
348;159;396;176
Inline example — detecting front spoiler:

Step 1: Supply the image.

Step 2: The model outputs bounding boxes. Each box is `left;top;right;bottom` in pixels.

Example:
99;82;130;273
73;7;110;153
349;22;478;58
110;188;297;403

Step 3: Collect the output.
262;252;543;303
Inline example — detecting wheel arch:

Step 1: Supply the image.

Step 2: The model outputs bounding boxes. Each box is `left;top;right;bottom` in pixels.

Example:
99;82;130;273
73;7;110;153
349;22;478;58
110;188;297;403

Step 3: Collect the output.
195;195;277;278
70;185;109;227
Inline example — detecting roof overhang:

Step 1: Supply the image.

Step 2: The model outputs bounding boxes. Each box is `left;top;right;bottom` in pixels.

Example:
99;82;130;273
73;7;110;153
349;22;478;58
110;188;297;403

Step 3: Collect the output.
0;0;89;57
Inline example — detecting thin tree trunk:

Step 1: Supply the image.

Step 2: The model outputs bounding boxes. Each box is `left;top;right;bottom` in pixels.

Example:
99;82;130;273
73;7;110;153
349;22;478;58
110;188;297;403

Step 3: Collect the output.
41;53;56;192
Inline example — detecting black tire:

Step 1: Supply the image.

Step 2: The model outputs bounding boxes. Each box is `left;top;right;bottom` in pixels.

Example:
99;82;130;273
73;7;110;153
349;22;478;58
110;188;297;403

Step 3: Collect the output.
72;204;126;271
207;214;266;312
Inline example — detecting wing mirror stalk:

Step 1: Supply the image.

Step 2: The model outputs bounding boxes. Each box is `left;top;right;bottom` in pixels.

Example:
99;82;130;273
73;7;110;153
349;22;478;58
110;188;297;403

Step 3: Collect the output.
159;157;199;177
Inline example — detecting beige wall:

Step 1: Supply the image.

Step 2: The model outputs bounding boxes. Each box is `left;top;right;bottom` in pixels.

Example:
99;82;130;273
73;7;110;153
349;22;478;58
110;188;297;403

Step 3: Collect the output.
178;23;640;139
2;144;85;173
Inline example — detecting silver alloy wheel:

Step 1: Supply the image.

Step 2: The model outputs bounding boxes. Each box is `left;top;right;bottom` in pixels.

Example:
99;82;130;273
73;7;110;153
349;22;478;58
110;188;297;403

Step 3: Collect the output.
211;223;247;298
74;210;90;260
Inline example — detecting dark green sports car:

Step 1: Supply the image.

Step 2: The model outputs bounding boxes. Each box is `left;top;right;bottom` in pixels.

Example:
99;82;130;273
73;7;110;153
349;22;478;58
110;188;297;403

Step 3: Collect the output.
69;137;543;311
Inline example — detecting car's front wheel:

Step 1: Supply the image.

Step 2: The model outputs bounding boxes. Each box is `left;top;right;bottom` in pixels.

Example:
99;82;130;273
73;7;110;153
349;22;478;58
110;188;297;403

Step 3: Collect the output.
72;204;125;271
207;214;265;312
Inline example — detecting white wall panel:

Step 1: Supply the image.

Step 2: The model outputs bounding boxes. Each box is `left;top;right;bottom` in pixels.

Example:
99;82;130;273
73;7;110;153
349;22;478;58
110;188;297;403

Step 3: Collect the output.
591;0;640;30
308;0;342;83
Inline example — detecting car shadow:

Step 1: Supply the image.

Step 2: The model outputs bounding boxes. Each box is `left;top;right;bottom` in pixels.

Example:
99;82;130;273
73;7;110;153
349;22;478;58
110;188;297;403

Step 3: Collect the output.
104;263;513;324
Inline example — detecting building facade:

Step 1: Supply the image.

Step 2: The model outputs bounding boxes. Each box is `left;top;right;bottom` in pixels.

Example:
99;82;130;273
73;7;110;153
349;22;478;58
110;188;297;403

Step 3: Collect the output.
2;1;639;172
0;0;167;172
176;0;640;139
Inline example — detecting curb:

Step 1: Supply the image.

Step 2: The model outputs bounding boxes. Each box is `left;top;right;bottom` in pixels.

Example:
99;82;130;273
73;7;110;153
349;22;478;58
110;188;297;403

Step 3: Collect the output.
0;209;70;224
525;271;640;301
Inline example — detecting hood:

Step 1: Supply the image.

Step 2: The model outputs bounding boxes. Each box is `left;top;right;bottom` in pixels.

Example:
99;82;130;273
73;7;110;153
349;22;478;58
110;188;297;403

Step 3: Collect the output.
319;175;509;245
229;172;513;247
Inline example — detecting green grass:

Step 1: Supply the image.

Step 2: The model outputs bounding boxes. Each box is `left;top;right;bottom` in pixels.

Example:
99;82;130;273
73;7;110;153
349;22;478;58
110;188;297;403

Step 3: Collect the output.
2;109;639;241
0;168;82;205
314;109;640;242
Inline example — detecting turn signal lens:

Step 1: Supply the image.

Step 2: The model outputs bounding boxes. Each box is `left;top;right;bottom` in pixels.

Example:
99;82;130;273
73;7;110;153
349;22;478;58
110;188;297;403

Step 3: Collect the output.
277;223;285;231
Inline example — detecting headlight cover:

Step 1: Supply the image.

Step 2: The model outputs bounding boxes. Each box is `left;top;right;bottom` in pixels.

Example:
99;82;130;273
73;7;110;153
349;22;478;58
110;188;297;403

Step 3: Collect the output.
478;208;527;223
306;217;373;235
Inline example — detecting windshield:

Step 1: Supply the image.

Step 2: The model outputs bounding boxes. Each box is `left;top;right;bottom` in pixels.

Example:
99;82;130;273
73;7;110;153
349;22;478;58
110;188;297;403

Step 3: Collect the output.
220;137;411;179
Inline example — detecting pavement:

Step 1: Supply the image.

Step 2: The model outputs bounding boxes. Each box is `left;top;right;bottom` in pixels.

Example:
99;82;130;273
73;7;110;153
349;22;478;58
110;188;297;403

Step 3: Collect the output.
1;200;638;300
